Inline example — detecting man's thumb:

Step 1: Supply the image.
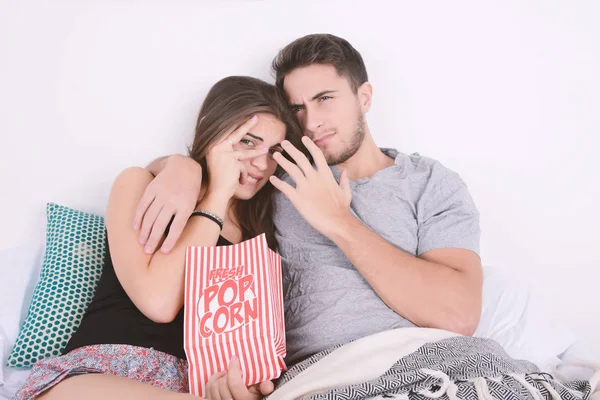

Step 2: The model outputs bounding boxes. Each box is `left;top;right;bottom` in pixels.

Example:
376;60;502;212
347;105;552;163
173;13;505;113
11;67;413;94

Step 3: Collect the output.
339;169;351;196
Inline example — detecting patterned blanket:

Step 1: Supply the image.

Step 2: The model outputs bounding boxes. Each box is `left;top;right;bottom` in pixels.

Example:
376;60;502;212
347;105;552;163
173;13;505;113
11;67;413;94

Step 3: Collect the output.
266;328;600;400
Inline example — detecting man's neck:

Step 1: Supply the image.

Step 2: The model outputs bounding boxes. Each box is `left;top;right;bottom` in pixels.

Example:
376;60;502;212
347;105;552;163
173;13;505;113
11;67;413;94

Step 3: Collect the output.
335;132;395;181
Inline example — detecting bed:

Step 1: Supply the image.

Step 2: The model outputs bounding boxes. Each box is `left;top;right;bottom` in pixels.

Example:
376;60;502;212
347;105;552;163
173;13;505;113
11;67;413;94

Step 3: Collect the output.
1;223;598;399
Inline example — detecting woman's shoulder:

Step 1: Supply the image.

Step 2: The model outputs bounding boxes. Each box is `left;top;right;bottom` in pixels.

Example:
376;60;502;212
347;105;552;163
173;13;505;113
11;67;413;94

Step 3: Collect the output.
112;167;154;185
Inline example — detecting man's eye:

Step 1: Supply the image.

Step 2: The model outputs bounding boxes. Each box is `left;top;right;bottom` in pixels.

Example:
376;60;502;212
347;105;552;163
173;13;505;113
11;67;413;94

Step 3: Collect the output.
319;96;331;102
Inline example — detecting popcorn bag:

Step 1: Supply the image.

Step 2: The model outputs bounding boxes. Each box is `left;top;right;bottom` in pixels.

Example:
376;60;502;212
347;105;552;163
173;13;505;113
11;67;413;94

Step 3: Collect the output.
184;233;286;397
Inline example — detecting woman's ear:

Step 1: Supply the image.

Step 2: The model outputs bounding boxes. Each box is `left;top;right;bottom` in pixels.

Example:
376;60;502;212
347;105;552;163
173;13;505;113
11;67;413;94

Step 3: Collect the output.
358;82;373;114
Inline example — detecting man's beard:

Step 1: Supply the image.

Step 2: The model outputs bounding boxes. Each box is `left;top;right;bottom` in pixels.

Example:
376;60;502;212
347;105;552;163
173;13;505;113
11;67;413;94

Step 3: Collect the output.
326;113;366;166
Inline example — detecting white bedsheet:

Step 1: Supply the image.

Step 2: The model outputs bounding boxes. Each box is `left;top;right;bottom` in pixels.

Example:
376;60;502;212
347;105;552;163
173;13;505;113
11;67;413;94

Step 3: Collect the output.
268;329;600;400
1;335;30;400
0;367;30;400
1;339;598;400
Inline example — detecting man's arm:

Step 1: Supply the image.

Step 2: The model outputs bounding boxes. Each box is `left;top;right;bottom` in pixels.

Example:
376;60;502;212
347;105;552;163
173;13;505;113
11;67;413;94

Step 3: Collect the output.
325;214;482;335
133;154;203;254
270;137;483;336
145;155;170;177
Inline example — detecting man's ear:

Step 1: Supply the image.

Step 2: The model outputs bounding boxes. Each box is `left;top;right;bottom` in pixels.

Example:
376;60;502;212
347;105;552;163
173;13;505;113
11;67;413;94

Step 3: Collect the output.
358;82;373;113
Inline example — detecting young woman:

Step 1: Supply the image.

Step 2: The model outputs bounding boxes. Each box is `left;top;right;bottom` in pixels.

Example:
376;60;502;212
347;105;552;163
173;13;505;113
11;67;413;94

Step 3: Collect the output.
14;76;304;400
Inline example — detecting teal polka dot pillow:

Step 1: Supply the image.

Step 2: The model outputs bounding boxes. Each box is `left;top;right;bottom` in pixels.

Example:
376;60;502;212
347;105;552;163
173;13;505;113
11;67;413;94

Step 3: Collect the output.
6;203;106;368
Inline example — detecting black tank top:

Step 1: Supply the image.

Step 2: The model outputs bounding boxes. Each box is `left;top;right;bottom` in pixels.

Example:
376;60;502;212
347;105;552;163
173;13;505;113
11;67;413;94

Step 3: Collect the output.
63;232;232;360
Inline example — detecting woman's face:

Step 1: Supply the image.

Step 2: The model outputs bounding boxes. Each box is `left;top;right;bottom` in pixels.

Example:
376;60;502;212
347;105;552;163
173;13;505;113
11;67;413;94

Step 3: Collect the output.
231;113;286;200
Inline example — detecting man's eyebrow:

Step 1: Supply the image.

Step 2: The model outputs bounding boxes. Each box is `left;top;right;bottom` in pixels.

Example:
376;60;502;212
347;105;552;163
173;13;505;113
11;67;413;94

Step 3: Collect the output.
288;90;339;109
245;133;263;142
311;90;338;101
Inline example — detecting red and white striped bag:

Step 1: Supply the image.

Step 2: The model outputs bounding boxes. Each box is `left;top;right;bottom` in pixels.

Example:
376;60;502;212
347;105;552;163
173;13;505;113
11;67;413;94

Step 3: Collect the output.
184;234;286;397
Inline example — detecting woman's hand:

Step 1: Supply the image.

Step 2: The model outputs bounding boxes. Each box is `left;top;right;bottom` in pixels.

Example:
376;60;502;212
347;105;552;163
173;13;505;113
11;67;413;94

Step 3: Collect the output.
206;357;274;400
205;115;266;200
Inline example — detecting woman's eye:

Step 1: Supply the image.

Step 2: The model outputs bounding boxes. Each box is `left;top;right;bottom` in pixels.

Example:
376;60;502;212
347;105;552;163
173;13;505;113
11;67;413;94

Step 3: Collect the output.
268;147;283;158
240;139;255;147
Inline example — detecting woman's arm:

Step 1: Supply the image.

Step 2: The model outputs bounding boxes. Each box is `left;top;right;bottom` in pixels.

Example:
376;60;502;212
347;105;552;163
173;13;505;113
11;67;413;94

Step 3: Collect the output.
106;167;229;323
146;155;170;177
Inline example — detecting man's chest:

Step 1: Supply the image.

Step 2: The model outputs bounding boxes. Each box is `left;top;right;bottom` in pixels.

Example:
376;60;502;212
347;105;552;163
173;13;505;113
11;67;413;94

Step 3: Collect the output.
274;182;421;257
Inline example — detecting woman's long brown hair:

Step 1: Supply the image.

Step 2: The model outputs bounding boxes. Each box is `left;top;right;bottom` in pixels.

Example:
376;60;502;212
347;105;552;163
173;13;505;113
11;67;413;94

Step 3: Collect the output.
187;76;305;250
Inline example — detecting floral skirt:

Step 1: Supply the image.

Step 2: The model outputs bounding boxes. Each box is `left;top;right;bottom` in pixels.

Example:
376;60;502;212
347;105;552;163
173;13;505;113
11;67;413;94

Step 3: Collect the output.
12;344;189;400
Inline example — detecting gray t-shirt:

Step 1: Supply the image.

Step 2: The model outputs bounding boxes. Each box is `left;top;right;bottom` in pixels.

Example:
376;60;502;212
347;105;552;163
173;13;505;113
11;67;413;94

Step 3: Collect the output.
273;149;480;366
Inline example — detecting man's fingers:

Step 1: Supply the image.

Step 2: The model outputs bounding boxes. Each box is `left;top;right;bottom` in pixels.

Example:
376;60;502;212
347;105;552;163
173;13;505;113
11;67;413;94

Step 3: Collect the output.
281;140;315;176
160;208;190;253
133;188;155;231
138;201;162;246
339;168;352;202
272;152;305;184
229;115;259;145
145;207;175;254
269;175;296;199
301;136;329;172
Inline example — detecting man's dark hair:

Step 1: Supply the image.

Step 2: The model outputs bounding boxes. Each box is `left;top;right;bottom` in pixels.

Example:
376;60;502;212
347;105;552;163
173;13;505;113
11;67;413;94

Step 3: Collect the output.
272;33;369;95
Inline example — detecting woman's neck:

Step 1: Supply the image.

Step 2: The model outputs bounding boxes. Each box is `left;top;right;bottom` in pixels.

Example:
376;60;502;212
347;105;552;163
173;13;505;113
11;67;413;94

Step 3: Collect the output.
222;201;242;243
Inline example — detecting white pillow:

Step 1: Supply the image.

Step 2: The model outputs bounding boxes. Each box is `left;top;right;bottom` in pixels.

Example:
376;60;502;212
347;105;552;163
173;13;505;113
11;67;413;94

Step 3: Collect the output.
475;266;576;372
0;335;4;386
0;239;45;384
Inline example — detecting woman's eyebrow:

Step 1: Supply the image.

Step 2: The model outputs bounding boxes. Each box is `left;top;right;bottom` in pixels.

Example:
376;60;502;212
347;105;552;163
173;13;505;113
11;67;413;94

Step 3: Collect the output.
246;132;284;148
245;133;263;142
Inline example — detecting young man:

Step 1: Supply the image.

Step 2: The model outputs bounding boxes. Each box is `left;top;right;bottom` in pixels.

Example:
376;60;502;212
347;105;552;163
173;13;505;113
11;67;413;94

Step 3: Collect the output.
137;34;482;399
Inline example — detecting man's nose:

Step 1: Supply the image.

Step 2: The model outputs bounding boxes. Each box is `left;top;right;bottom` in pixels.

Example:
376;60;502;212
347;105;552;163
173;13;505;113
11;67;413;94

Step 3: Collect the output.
303;108;324;135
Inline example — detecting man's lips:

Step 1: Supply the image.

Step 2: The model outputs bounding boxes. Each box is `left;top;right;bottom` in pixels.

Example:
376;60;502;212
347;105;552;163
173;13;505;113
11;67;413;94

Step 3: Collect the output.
313;133;335;147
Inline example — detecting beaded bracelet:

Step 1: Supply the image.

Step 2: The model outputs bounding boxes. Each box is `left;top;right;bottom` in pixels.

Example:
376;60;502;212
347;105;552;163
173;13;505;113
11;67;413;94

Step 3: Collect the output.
189;210;224;231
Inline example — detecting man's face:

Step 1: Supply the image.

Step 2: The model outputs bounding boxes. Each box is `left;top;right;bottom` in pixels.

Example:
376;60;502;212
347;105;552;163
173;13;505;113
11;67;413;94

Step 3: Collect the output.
283;64;367;165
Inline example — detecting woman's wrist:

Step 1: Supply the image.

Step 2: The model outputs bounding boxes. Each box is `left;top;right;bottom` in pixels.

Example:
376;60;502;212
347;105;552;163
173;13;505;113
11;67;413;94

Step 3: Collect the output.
196;189;230;219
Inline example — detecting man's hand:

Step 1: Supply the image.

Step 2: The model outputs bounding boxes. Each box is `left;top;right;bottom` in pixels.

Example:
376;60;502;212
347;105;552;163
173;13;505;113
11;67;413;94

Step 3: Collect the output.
269;136;352;237
134;154;202;254
206;357;274;400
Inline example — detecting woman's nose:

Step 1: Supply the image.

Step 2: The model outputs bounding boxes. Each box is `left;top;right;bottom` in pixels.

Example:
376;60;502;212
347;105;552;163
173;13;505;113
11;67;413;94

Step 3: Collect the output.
249;152;269;170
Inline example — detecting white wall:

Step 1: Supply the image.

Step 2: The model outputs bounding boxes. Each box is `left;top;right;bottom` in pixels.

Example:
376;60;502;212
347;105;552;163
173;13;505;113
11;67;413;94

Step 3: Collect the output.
1;1;599;343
